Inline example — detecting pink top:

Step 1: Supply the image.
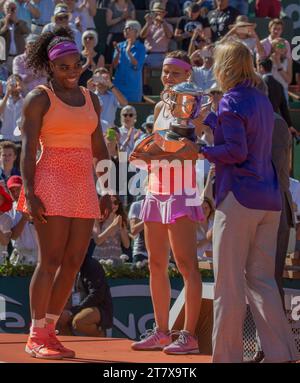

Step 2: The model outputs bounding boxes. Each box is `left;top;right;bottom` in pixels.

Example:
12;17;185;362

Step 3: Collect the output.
144;21;173;53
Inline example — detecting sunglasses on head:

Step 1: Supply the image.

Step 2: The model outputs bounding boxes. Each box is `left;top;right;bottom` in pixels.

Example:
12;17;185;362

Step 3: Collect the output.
123;113;134;117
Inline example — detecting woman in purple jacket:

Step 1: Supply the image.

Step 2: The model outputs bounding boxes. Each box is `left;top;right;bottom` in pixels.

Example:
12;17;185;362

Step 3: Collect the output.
202;40;297;363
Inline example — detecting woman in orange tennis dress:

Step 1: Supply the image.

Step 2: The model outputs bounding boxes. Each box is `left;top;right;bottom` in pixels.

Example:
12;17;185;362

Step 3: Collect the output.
17;28;109;360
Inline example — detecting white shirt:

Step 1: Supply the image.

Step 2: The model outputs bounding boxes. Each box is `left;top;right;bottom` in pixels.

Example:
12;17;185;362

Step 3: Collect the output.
0;212;13;258
0;96;23;141
119;126;141;156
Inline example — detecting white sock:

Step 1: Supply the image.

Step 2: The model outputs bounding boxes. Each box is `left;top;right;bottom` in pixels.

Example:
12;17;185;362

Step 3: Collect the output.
45;313;60;326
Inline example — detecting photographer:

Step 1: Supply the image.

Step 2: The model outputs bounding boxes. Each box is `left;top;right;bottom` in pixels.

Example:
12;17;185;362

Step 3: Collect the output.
0;74;24;142
190;44;215;90
140;2;173;69
87;67;127;130
0;0;30;72
175;3;211;52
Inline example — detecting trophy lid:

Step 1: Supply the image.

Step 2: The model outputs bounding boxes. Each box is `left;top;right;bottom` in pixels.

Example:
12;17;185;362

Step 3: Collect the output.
170;81;202;96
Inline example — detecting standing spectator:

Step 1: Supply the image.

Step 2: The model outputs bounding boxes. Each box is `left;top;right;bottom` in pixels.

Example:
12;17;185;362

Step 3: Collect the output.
79;29;104;87
88;67;127;129
15;0;40;30
77;0;97;31
0;74;24;142
93;195;130;265
258;58;298;138
0;184;13;256
0;141;20;183
31;0;56;34
207;0;239;42
255;0;281;19
56;255;113;337
42;3;82;50
105;0;135;63
270;38;292;101
112;20;146;102
13;33;47;93
150;0;181;27
0;0;30;72
190;44;215;90
8;175;38;266
118;105;141;156
175;3;210;52
140;2;173;69
259;19;292;61
128;195;148;263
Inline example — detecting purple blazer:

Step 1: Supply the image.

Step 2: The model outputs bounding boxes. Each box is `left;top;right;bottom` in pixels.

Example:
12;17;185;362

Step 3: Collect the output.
202;82;281;211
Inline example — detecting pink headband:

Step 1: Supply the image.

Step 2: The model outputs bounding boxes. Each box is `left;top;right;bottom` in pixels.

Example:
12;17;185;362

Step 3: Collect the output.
48;41;79;61
163;58;192;71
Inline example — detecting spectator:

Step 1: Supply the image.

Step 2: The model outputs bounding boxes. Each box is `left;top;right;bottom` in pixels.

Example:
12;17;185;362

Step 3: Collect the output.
197;197;214;260
207;0;239;42
140;113;154;137
0;141;20;183
0;0;30;72
103;127;120;194
0;74;24;142
258;58;298;138
79;29;104;87
270;38;292;101
255;0;281;19
229;0;248;15
190;44;215;90
112;20;146;102
31;0;56;34
222;16;265;57
88;67;127;129
93;195;130;265
15;0;40;30
77;0;97;31
13;33;47;93
62;0;83;31
118;105;141;156
56;255;113;337
42;3;82;50
175;3;211;52
8;175;38;266
128;195;148;263
140;2;173;69
105;0;135;63
0;184;13;256
150;0;182;27
259;19;292;61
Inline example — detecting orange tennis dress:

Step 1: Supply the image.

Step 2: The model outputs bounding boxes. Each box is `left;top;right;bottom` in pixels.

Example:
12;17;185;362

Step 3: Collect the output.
17;85;100;219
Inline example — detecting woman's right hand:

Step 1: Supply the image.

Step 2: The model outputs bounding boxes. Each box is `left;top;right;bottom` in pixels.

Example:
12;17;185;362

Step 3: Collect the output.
26;194;47;224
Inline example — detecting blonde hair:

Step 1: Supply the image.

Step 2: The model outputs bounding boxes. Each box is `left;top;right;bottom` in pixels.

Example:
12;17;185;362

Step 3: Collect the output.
213;40;260;92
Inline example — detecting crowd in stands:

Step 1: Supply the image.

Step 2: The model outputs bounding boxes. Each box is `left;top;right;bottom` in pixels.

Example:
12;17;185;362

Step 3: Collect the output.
0;0;299;336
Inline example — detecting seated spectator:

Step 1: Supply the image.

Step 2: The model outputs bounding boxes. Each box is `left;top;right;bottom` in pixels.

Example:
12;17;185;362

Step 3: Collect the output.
140;113;154;137
8;175;38;266
118;105;141;156
207;0;239;42
77;0;97;30
128;195;148;263
0;184;13;256
270;38;292;101
79;29;104;87
0;141;20;183
259;19;292;61
140;2;173;69
15;0;40;30
87;67;127;130
105;0;136;63
31;0;55;34
56;255;113;337
93;195;130;265
0;0;30;72
222;16;265;57
175;3;211;52
190;44;215;90
258;58;298;138
255;0;281;19
197;197;214;260
13;34;47;94
42;3;82;50
112;20;146;102
0;74;24;142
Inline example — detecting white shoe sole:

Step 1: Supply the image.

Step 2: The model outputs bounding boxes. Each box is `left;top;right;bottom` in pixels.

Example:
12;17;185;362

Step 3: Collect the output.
163;349;200;355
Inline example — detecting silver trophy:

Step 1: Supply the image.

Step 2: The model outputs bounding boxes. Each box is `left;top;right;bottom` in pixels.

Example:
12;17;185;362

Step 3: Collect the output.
154;81;210;154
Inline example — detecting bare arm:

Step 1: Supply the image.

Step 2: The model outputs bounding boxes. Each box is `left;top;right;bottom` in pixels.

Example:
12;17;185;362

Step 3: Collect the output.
140;20;151;39
0;230;11;245
120;223;130;248
130;217;144;236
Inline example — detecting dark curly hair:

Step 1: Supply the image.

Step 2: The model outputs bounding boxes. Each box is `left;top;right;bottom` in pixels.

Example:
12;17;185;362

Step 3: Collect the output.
26;27;76;77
